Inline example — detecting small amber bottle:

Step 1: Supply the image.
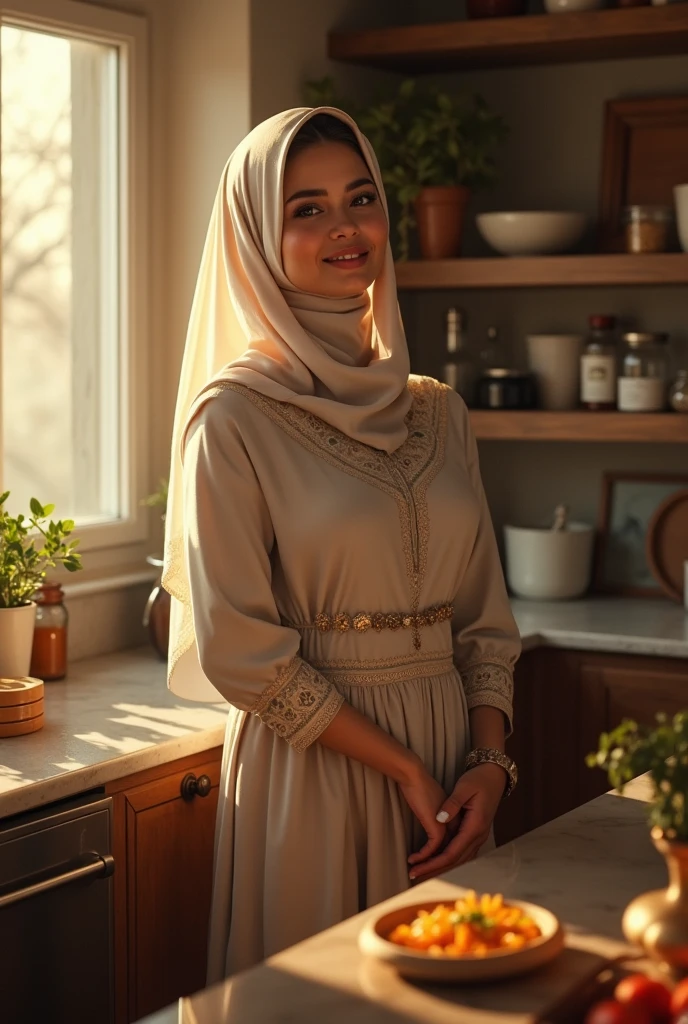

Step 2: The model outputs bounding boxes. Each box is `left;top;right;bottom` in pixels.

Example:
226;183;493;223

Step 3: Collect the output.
30;582;68;681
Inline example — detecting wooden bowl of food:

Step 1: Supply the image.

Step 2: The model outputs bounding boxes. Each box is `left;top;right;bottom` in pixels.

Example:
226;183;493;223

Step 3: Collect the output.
358;890;565;982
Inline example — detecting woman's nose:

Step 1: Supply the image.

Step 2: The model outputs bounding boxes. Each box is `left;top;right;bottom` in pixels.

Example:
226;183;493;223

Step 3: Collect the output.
329;216;358;239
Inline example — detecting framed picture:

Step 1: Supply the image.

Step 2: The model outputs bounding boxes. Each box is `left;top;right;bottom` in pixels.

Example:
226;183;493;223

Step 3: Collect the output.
598;95;688;252
595;472;688;596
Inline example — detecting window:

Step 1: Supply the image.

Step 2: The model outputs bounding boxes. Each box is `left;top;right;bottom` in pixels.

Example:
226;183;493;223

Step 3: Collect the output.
0;0;148;553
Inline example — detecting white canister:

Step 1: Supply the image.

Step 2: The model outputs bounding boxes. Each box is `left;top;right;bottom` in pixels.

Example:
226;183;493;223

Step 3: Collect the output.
526;334;584;411
504;523;595;600
675;184;688;254
0;602;38;677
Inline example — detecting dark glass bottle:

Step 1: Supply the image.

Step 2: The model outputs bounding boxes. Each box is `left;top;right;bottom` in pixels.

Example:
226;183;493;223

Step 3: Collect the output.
30;581;68;680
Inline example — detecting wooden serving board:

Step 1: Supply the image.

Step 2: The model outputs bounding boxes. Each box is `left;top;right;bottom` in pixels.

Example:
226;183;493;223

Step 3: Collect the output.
0;714;44;737
0;677;44;707
0;698;44;723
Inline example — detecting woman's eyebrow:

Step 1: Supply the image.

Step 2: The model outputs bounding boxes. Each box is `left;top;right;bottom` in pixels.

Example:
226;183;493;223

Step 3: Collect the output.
284;177;376;205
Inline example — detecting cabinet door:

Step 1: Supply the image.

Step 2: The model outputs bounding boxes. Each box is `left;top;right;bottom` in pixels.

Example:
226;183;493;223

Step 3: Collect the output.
124;755;221;1022
494;650;538;845
578;656;688;806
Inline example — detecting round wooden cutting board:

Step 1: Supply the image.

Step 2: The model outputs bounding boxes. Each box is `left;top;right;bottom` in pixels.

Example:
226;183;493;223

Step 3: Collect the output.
646;489;688;603
0;676;44;707
0;698;43;723
0;714;44;738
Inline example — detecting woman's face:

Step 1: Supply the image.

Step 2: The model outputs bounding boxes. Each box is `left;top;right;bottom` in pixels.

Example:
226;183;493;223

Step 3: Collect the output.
281;140;388;298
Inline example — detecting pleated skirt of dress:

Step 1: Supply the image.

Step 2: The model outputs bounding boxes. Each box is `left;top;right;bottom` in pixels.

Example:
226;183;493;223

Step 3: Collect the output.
205;649;471;983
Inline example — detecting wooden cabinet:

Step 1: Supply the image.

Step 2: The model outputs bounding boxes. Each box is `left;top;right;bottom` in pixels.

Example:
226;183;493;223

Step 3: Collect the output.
107;747;222;1023
495;648;688;846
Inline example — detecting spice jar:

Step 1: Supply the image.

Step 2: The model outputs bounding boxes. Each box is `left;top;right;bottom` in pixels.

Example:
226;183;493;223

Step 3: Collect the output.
622;205;673;254
476;368;537;409
29;581;68;680
669;369;688;413
580;314;617;410
618;332;670;412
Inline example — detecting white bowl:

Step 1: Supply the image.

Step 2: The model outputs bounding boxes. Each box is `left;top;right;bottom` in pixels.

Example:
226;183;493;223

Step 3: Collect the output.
358;897;564;982
504;522;595;600
477;211;587;256
545;0;603;12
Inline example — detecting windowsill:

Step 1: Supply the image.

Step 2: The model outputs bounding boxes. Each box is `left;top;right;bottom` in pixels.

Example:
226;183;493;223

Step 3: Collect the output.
61;567;159;599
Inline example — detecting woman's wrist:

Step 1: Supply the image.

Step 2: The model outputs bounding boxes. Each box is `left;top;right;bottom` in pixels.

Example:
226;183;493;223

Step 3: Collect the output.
390;747;424;786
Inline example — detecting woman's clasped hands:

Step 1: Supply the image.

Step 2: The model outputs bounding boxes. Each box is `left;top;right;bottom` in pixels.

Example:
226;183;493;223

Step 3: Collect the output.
400;759;507;883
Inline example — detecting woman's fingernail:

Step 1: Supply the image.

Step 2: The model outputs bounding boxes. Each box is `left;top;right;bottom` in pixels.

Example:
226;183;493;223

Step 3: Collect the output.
409;873;416;880
436;810;449;823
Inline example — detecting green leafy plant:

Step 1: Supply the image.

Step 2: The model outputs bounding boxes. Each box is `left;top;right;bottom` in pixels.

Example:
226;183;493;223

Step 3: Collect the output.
587;712;688;841
303;76;507;260
0;491;82;608
141;478;168;523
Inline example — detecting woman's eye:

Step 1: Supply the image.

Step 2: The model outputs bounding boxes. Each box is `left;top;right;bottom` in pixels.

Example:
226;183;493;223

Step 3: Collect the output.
294;203;321;218
352;191;377;207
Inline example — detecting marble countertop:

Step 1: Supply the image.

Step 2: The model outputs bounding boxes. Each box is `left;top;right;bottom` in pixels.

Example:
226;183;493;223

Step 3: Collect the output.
142;776;664;1024
1;597;685;820
0;647;228;819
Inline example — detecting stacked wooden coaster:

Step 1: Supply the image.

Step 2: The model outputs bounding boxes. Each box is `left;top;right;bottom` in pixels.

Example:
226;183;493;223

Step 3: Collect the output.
0;677;45;737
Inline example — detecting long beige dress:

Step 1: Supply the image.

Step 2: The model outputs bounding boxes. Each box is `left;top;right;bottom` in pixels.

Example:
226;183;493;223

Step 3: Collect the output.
181;373;521;982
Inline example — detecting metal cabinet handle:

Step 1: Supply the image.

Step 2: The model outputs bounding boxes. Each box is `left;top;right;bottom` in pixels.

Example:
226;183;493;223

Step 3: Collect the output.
0;853;114;910
180;773;212;801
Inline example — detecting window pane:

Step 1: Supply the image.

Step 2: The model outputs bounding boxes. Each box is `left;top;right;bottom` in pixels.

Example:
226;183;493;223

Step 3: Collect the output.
1;25;121;524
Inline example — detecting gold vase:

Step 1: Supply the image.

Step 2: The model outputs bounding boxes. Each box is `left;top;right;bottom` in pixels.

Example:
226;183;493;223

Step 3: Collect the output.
622;827;688;980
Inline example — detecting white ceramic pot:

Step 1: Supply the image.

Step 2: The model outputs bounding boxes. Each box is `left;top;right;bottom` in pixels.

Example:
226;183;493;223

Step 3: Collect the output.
504;523;594;600
0;602;37;677
526;334;584;410
675;184;688;253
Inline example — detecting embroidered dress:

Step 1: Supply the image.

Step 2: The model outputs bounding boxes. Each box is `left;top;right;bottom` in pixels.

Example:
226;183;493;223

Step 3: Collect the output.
181;374;521;981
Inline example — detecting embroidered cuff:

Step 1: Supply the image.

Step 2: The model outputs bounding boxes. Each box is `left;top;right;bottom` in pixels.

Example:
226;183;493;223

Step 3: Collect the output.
250;656;345;752
460;661;514;737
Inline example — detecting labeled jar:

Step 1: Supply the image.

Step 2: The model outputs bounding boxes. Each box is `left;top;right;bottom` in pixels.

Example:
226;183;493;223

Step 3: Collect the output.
580;314;617;410
29;581;68;681
622;205;672;254
618;332;670;412
476;368;537;410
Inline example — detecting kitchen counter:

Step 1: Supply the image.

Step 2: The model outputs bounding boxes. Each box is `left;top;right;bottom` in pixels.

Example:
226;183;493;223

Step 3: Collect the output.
1;597;685;820
141;775;664;1024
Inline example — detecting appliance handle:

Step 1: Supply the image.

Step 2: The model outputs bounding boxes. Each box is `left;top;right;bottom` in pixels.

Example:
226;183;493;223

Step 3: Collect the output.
0;853;115;910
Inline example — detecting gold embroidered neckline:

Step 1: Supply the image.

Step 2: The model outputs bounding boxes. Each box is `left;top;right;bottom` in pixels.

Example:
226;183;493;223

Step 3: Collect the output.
214;376;449;651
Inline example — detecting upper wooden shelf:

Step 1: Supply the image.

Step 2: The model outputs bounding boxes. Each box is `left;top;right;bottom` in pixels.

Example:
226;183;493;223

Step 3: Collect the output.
395;253;688;290
470;411;688;442
328;6;688;72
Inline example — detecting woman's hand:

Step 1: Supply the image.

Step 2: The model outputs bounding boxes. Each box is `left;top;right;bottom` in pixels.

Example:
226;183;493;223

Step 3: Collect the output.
407;763;506;882
398;760;449;866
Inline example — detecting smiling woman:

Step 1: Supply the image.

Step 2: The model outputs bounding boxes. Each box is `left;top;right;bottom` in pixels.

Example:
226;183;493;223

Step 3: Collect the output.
281;114;388;297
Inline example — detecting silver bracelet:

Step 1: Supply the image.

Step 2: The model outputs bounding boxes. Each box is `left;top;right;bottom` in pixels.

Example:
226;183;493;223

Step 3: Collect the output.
464;747;518;799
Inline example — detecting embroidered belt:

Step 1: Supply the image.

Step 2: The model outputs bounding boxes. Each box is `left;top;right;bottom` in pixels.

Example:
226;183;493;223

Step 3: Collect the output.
288;602;454;640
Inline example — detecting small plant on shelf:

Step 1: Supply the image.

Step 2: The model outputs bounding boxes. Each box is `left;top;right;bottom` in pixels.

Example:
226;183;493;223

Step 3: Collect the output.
587;711;688;840
304;76;507;260
0;491;82;608
141;477;168;524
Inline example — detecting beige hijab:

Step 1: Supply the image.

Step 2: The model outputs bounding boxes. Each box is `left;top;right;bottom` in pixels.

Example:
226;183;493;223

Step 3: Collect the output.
162;106;411;701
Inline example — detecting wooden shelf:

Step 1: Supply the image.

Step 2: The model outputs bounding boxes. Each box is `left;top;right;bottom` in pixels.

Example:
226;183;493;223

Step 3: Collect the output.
328;5;688;72
470;411;688;442
395;253;688;290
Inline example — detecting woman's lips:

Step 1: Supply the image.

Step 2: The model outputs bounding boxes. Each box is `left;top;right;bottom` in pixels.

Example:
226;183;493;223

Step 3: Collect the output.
323;248;369;270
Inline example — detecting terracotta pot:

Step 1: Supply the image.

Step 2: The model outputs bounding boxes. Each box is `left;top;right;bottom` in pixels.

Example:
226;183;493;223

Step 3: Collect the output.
467;0;525;17
0;602;37;677
143;556;170;661
622;827;688;980
415;186;470;260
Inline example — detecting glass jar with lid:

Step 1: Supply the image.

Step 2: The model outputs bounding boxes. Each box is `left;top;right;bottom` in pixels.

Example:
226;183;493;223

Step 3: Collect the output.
622;205;673;254
669;369;688;414
29;581;68;680
617;332;670;412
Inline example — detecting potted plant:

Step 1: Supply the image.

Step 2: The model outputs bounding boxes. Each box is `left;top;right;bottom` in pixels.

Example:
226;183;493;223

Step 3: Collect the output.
304;77;507;261
0;491;82;677
588;711;688;979
141;478;170;660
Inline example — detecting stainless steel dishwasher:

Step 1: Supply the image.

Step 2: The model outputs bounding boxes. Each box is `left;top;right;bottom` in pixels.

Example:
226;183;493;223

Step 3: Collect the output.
0;791;115;1024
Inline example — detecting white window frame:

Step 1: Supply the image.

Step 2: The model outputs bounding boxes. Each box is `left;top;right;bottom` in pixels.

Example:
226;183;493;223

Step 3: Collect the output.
0;0;150;553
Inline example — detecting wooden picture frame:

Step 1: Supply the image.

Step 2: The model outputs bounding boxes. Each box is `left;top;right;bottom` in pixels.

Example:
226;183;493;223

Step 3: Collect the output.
598;95;688;252
594;472;688;597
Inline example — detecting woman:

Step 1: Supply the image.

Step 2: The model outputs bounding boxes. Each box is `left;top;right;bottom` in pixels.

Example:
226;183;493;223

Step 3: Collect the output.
162;106;521;982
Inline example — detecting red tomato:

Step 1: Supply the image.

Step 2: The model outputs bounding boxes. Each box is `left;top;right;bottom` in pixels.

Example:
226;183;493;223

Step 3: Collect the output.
614;974;672;1020
584;1000;653;1024
671;979;688;1018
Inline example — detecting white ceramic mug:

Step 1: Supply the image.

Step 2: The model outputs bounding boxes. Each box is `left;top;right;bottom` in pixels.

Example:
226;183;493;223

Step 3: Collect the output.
526;334;584;411
504;522;595;600
675;184;688;254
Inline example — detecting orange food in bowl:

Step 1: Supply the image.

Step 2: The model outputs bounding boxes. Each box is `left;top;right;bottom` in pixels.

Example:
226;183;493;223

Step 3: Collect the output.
387;891;542;957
